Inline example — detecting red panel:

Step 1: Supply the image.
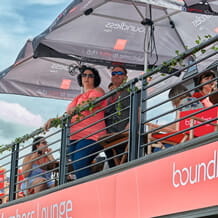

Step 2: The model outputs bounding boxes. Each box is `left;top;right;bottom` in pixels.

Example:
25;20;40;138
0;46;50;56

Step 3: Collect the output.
60;79;72;89
1;142;218;217
113;39;127;50
179;107;217;137
0;169;5;190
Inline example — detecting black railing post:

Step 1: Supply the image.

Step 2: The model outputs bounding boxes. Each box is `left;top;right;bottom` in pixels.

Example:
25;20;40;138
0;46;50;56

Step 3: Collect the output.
9;143;19;201
138;76;147;157
59;115;70;185
129;80;140;161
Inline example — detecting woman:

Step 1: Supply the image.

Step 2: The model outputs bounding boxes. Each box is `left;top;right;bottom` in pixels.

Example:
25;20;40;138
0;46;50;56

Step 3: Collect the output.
45;66;107;179
66;66;107;179
192;70;216;107
22;137;56;194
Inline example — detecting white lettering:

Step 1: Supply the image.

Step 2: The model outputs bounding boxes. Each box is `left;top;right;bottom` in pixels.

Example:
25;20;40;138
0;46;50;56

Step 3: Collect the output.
192;15;211;27
197;163;206;182
172;150;218;188
51;203;58;217
207;151;216;180
189;166;197;184
181;168;189;186
41;200;73;218
172;163;181;188
105;21;145;33
59;201;66;217
66;200;73;218
8;210;35;218
184;116;212;127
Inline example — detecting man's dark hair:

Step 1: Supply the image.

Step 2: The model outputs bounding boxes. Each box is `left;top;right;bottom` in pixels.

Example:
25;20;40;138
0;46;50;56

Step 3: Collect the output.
111;65;128;75
77;66;101;87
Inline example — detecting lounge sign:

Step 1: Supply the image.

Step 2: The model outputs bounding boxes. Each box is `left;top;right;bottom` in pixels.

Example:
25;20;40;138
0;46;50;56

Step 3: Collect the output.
0;141;218;217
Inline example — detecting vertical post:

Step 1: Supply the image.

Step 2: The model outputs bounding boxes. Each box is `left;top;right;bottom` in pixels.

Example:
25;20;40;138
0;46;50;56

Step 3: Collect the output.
138;76;147;157
129;80;140;161
59;115;70;185
9;143;19;201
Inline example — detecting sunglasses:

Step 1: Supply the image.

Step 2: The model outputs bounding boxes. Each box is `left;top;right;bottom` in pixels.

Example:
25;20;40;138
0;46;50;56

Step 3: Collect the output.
111;71;125;76
81;73;95;78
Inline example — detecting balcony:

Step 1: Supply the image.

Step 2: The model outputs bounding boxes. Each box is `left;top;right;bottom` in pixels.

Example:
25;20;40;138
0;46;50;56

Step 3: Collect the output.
0;35;217;217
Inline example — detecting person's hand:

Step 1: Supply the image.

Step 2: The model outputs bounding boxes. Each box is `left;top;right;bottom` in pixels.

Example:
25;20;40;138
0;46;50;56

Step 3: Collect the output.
46;148;55;161
46;148;52;153
30;152;39;161
44;118;54;131
66;106;76;115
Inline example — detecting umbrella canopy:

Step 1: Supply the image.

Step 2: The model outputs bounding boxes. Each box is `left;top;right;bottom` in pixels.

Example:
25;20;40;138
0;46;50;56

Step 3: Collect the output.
0;40;81;100
0;40;142;100
138;0;218;15
33;0;218;71
0;38;187;100
182;0;218;15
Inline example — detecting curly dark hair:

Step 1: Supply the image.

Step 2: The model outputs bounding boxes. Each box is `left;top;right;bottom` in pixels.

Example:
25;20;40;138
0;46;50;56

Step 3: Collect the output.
32;136;44;152
77;66;101;87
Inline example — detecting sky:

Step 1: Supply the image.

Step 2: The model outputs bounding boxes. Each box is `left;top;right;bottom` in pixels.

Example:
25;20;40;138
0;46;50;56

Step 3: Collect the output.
0;0;72;146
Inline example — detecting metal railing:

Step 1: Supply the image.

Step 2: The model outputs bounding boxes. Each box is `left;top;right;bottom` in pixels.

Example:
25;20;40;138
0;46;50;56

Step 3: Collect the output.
0;35;217;205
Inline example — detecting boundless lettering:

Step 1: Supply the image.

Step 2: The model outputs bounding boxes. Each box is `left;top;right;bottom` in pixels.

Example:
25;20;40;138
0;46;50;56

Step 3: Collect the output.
105;22;145;33
172;150;218;188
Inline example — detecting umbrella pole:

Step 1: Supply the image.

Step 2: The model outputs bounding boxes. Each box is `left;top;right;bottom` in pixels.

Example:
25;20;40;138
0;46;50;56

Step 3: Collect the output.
143;4;151;74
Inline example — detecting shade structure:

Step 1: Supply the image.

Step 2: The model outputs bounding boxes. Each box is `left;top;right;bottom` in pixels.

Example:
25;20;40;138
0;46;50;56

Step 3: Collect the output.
0;39;187;100
0;0;217;100
182;0;218;15
0;40;81;100
0;40;141;100
33;0;218;71
138;0;218;15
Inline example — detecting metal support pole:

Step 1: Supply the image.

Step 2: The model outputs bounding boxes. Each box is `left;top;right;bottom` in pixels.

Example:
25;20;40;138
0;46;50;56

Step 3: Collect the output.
138;76;147;157
59;116;70;185
9;143;19;201
129;83;140;161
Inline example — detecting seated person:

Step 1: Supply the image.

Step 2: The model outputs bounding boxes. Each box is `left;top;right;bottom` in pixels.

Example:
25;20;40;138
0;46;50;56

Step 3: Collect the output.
152;84;203;152
192;70;216;107
169;84;204;112
21;137;56;195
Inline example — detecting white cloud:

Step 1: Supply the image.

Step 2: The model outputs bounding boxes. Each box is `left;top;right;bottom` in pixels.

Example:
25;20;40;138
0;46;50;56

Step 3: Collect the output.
0;101;44;127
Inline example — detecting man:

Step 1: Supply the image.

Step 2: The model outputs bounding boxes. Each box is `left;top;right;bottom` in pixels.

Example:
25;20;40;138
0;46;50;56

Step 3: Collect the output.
105;65;129;134
104;65;132;167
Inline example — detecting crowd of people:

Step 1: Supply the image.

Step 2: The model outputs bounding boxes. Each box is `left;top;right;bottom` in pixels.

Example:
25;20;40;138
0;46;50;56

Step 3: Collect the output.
18;65;216;197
